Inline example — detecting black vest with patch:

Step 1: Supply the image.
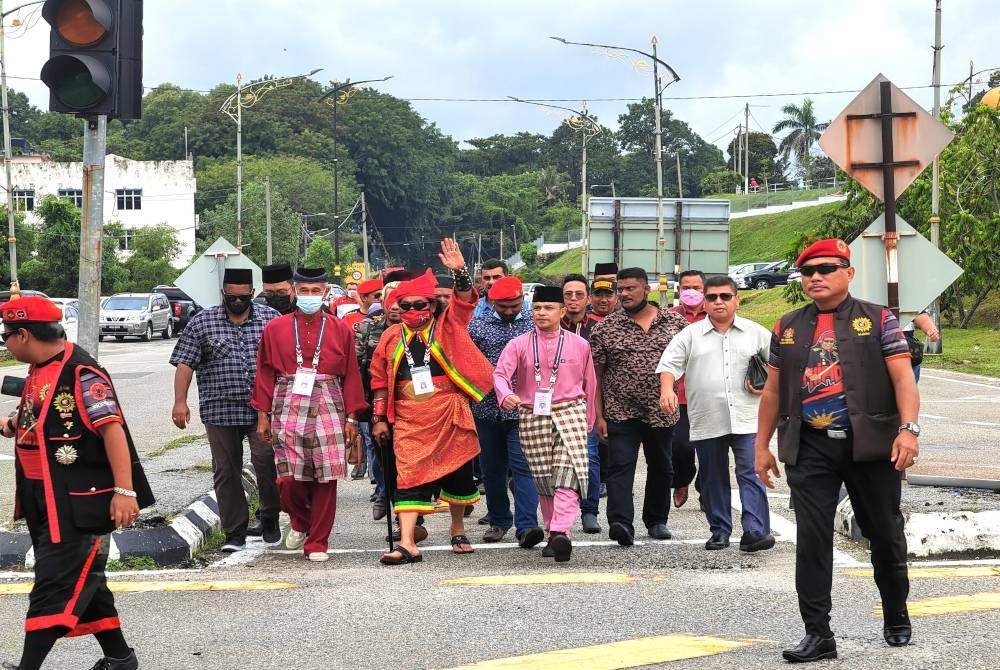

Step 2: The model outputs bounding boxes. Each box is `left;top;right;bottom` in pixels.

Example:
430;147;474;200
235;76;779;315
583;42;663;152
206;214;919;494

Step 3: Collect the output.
775;295;899;465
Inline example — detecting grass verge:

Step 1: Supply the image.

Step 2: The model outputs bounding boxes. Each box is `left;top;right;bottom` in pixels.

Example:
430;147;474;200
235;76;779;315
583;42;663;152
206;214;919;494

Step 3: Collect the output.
145;433;205;459
729;202;843;264
107;556;159;572
706;186;838;213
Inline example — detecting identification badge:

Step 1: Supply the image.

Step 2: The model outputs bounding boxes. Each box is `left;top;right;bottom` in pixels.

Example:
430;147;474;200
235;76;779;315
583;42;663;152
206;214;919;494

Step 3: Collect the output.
292;368;317;396
533;389;553;416
411;365;435;396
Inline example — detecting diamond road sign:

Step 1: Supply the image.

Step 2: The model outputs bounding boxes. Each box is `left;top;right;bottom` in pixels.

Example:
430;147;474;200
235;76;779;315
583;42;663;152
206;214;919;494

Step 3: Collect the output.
849;214;963;328
819;74;954;202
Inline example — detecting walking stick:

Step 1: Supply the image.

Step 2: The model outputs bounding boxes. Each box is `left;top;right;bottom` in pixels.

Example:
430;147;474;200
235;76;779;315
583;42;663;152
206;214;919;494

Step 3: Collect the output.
377;428;395;553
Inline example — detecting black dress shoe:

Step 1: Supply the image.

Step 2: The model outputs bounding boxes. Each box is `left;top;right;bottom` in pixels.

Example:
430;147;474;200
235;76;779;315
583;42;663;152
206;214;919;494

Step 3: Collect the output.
517;527;545;549
781;634;837;663
549;531;572;562
647;523;672;540
261;518;282;544
541;540;555;558
704;532;730;550
246;518;264;537
608;522;634;546
581;513;601;534
88;648;139;670
883;611;912;647
739;532;776;553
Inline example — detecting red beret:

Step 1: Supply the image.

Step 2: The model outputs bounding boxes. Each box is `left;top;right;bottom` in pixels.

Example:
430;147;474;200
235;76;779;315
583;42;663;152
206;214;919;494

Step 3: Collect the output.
394;269;438;301
1;295;63;324
357;278;382;295
333;295;358;308
488;276;523;302
796;238;851;268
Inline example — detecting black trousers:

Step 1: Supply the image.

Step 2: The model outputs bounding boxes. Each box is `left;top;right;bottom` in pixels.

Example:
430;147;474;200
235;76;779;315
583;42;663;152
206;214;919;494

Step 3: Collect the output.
670;405;697;489
786;429;909;637
605;419;674;535
204;423;280;537
20;479;119;636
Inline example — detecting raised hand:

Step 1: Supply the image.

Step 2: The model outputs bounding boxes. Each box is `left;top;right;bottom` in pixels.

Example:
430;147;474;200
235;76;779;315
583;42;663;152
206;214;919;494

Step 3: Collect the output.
438;238;466;271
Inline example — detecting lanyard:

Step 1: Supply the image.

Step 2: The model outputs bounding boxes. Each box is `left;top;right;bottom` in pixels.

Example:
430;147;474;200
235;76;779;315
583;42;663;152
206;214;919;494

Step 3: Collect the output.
293;314;327;369
401;320;438;369
532;329;565;387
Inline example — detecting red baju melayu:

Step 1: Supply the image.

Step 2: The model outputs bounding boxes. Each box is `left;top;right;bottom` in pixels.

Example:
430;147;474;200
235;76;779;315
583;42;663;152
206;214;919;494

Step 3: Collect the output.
253;311;367;554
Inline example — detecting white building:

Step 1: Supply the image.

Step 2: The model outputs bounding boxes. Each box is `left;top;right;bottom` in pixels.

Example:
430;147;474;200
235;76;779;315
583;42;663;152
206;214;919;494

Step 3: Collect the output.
11;153;197;268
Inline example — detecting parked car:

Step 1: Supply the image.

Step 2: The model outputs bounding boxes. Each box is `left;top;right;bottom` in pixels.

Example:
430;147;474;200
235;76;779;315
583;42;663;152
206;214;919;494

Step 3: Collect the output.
787;270;802;283
739;261;794;290
152;285;200;333
49;298;80;343
729;261;779;283
100;293;175;341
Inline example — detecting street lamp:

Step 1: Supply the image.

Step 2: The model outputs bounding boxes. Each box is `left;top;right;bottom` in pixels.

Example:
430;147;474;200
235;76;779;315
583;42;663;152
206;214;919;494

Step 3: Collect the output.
507;96;602;275
220;67;322;248
590;183;616;197
1;0;44;291
317;75;393;283
551;35;680;289
297;212;327;269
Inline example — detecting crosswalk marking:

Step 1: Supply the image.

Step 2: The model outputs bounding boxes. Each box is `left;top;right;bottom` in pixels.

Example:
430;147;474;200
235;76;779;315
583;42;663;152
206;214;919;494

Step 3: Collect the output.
441;573;641;586
434;633;758;669
0;580;297;596
885;591;1000;617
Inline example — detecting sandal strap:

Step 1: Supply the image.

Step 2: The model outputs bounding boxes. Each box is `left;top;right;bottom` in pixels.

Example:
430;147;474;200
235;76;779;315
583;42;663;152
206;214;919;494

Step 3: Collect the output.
450;534;471;546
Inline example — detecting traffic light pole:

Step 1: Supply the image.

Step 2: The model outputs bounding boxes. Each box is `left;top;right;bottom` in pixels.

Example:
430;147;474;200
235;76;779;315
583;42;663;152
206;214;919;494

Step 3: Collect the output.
78;115;107;358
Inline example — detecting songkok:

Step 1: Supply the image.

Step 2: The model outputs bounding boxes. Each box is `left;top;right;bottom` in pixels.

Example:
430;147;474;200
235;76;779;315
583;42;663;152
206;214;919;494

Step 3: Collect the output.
591;279;616;295
261;263;292;284
394;269;438;301
796;238;851;268
293;267;329;283
357;278;383;295
435;274;455;289
532;286;564;304
382;269;415;284
1;295;62;323
488;276;523;302
223;268;253;285
594;262;619;276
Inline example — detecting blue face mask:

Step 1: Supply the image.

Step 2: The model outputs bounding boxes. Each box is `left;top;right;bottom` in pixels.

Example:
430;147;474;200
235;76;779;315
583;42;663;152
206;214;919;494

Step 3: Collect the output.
297;295;323;315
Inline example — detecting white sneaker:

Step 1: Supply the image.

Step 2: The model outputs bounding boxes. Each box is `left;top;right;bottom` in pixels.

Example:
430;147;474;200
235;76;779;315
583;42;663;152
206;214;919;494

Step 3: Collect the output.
307;551;329;562
285;530;306;550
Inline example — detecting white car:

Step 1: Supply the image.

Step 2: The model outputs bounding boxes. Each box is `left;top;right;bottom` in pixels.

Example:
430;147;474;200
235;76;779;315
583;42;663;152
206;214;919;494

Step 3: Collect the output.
49;298;80;343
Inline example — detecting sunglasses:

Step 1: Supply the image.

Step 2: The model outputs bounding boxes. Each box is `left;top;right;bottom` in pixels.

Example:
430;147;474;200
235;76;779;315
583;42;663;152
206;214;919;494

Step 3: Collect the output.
1;329;19;343
398;300;430;312
799;262;848;277
563;291;587;299
705;292;735;302
222;292;254;301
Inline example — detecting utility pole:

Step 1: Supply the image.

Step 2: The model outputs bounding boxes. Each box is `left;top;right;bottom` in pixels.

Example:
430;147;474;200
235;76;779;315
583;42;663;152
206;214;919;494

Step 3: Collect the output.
360;190;369;277
651;36;667;292
264;175;272;263
78;115;107;358
499;226;504;260
927;0;944;354
235;73;243;248
675;151;683;197
735;124;742;183
1;0;22;290
744;102;750;197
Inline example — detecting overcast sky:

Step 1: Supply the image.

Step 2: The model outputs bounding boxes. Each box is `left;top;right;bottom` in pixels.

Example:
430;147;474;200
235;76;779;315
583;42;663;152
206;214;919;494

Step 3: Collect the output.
5;0;996;154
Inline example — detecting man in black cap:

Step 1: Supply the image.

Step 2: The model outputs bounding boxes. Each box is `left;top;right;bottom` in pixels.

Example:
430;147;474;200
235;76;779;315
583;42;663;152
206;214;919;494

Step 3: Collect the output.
170;268;282;551
593;262;619;285
435;274;455;311
260;263;296;314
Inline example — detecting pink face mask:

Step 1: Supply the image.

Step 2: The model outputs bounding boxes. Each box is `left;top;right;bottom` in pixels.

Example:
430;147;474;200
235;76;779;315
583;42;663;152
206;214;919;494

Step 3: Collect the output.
679;289;704;307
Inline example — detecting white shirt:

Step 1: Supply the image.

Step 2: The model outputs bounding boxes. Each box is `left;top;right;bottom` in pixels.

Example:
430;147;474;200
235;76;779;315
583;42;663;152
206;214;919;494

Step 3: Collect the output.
655;314;771;440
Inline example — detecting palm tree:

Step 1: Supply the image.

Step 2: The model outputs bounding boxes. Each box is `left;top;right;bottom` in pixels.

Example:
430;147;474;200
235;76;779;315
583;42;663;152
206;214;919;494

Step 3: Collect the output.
536;166;571;204
772;98;830;187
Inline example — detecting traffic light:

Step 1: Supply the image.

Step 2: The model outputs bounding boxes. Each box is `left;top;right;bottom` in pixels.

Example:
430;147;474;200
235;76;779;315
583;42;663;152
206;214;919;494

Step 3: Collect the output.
39;0;143;120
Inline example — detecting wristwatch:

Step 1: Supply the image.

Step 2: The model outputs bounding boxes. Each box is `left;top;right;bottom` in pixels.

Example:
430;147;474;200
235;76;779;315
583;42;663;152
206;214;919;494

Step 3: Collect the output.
898;422;921;436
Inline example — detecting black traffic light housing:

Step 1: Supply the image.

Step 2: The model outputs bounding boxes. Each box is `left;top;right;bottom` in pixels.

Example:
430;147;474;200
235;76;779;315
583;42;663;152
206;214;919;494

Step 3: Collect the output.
39;0;143;120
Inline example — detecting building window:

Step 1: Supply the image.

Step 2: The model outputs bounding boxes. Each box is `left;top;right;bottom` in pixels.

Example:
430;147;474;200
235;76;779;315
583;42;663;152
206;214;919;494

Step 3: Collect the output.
57;188;84;207
117;229;135;251
13;189;34;211
115;188;142;210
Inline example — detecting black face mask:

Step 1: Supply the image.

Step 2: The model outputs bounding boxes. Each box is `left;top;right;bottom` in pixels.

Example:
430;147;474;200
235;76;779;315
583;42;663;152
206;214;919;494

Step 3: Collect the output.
223;294;252;315
264;293;294;314
623;298;648;315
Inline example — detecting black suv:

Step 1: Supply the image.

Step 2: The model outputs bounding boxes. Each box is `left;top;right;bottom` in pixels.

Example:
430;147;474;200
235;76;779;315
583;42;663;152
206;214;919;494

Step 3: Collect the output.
739;261;794;290
152;286;201;333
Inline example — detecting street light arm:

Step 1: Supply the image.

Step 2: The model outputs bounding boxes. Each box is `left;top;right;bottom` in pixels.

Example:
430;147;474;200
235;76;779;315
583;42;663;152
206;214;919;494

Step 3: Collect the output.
318;75;394;104
549;35;680;84
219;68;323;121
1;0;44;18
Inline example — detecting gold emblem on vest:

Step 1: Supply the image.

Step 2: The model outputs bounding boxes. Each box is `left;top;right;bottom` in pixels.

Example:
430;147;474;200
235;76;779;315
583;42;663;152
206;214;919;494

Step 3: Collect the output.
780;327;795;345
852;317;873;337
54;445;79;465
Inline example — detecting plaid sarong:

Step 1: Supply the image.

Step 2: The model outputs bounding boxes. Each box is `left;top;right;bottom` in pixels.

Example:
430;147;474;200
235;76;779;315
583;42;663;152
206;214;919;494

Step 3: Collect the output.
271;374;348;483
518;398;590;498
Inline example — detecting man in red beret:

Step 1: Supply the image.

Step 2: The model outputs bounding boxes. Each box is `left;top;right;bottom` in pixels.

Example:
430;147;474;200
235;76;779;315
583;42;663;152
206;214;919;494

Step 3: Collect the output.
343;279;381;330
1;295;153;670
755;238;920;662
467;276;543;547
369;241;495;565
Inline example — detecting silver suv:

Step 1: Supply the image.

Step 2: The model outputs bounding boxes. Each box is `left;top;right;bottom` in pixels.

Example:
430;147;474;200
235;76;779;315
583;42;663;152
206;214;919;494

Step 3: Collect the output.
100;293;175;341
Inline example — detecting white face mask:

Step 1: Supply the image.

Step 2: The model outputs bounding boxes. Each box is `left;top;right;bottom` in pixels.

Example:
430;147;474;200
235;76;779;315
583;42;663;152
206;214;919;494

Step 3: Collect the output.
297;295;323;315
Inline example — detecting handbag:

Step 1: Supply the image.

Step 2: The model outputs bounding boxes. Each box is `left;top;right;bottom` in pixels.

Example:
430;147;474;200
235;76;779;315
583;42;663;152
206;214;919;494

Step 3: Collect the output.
744;353;769;393
905;332;924;367
346;434;366;465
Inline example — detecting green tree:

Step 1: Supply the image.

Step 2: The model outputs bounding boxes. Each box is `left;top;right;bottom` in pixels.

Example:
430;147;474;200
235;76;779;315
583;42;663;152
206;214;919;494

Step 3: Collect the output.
726;131;782;183
772;98;830;185
0;208;36;283
519;242;538;266
304;238;336;275
458;132;548;176
700;169;742;195
198;181;301;266
119;224;182;291
545;119;620;200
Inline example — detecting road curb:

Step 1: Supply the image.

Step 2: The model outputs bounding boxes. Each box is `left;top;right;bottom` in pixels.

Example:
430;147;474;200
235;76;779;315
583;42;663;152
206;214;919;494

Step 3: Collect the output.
1;471;257;569
834;496;1000;557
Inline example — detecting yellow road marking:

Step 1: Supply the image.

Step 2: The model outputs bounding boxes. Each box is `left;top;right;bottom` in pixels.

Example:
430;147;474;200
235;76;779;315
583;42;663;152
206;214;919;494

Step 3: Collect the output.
847;567;1000;579
440;573;641;586
877;591;1000;617
435;633;756;669
0;580;297;596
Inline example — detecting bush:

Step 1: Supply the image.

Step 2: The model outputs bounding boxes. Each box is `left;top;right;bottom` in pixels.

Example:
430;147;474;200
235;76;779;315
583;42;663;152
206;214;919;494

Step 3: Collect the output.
519;243;538;266
700;169;742;195
782;280;807;304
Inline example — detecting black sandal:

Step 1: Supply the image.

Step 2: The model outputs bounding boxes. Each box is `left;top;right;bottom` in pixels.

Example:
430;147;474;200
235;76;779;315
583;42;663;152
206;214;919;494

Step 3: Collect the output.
380;546;423;565
450;534;474;554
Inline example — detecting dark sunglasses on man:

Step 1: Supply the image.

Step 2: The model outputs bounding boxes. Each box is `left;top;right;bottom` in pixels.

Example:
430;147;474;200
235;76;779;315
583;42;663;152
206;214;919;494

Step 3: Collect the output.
705;292;735;302
221;291;255;301
0;329;19;344
397;300;430;312
799;262;849;277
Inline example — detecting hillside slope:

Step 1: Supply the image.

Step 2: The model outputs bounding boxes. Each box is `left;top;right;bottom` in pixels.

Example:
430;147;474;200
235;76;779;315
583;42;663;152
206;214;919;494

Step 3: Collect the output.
729;201;843;264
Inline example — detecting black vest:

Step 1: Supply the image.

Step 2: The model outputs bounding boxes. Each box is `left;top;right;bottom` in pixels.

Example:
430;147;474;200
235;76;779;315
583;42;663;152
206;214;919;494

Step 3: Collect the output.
15;343;153;542
775;295;899;465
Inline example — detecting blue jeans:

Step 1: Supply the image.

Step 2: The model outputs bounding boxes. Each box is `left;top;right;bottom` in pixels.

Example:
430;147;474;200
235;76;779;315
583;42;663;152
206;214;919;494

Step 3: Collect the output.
474;417;538;533
580;429;601;516
693;433;769;538
360;423;385;497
